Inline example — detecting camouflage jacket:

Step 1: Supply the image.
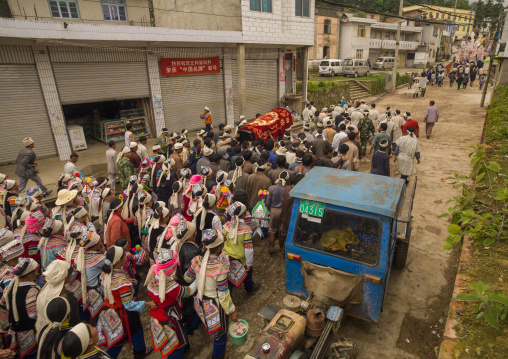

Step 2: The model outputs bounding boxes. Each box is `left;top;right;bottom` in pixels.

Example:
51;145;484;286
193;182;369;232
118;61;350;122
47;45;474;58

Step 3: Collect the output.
118;156;135;188
358;118;376;140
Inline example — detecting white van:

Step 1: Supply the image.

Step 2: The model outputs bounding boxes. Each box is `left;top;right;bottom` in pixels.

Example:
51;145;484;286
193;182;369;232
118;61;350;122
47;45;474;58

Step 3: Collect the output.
342;59;370;77
319;59;344;76
373;57;395;70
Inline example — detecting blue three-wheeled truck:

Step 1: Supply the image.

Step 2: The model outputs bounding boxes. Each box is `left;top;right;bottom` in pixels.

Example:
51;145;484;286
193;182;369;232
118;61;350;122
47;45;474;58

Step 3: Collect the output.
244;168;416;358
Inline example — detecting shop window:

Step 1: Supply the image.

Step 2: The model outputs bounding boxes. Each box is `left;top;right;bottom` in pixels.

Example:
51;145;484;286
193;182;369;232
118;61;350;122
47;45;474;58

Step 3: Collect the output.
48;0;79;19
357;25;366;37
250;0;272;13
356;49;363;59
324;19;331;34
295;0;310;17
101;0;128;21
323;46;329;59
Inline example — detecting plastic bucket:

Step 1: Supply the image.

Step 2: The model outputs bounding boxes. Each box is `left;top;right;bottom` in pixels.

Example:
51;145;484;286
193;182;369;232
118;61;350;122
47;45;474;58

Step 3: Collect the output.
228;319;249;345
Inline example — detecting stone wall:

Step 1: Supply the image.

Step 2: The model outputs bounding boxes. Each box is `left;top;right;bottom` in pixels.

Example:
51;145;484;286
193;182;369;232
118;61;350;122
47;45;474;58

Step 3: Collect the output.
306;84;350;109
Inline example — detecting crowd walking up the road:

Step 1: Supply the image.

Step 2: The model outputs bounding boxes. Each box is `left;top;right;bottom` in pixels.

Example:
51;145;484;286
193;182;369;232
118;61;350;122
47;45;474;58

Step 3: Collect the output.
0;66;464;359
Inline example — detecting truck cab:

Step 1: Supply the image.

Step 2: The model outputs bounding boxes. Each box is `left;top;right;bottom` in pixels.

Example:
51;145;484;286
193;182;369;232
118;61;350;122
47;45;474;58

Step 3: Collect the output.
285;168;415;323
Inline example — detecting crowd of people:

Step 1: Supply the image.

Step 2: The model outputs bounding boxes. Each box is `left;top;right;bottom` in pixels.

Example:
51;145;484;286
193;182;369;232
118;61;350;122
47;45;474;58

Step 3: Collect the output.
408;60;486;97
0;94;429;359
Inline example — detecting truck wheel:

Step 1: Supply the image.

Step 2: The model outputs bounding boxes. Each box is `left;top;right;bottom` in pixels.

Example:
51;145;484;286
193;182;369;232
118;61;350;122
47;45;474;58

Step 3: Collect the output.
394;238;409;269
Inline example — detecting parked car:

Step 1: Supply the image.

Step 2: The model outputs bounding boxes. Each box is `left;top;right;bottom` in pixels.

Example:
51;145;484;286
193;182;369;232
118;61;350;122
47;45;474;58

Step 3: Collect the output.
373;57;395;70
342;59;370;77
319;59;344;76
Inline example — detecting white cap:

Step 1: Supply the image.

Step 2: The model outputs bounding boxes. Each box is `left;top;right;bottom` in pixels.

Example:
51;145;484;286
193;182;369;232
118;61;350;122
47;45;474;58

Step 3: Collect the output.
204;106;210;111
152;144;161;151
174;143;183;150
122;147;130;154
129;142;138;149
240;115;245;120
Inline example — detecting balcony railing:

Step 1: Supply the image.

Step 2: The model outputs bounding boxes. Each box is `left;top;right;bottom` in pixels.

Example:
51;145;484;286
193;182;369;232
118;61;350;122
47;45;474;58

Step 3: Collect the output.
369;39;419;50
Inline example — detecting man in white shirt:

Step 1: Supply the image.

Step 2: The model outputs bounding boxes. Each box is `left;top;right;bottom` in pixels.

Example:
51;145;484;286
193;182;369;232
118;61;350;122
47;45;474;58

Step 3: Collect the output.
106;140;119;185
359;100;369;112
369;103;380;128
124;122;134;148
302;104;313;122
351;109;363;126
136;135;149;160
332;123;348;154
64;153;79;176
318;108;328;120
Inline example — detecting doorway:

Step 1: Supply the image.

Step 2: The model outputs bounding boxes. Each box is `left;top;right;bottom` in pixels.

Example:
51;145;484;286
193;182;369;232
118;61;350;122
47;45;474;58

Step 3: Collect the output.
285;53;293;93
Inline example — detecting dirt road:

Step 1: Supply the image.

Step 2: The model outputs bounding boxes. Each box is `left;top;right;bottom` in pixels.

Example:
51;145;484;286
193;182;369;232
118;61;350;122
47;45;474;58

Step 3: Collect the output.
126;83;489;359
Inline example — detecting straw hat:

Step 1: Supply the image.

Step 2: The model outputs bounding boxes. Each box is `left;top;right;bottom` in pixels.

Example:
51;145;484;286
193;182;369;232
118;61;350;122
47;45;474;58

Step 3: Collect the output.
55;189;78;206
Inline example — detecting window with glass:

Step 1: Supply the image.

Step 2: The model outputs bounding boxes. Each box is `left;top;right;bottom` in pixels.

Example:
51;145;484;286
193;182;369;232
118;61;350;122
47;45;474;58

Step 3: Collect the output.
293;207;382;266
357;25;366;37
323;46;329;59
295;0;310;17
101;0;128;21
48;0;79;19
324;19;331;34
441;13;445;19
355;49;363;59
429;12;433;18
250;0;272;13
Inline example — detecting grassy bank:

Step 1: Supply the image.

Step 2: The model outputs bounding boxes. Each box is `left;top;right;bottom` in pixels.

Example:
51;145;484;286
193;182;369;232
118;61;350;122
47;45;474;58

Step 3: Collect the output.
450;85;508;358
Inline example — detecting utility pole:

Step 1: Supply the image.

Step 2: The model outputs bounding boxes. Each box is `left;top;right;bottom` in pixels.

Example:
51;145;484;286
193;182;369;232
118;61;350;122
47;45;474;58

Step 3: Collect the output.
452;0;458;41
480;25;500;107
392;0;403;91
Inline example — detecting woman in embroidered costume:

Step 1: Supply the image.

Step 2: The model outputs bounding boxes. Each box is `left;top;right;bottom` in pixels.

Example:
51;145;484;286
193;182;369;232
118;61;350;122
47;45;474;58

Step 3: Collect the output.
89;177;108;236
61;322;112;359
168;181;183;217
98;246;154;359
0;258;40;359
67;180;89;211
35;259;79;331
51;189;78;225
26;186;49;217
15;210;44;262
57;174;72;191
150;155;166;192
193;194;221;248
115;237;141;295
216;180;235;223
148;207;171;261
38;219;66;270
145;249;197;359
184;229;238;359
100;188;115;225
222;202;260;293
66;206;97;234
200;166;216;193
76;230;106;320
36;297;73;359
57;226;86;306
136;190;153;254
181;176;203;221
156;159;178;207
0;237;24;335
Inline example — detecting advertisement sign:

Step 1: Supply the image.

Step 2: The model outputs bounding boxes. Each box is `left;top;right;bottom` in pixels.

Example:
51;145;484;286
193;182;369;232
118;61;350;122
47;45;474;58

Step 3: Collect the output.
161;57;221;76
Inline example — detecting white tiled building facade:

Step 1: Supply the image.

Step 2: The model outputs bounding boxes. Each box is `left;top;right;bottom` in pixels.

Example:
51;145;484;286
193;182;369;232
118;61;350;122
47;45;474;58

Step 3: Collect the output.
0;0;314;164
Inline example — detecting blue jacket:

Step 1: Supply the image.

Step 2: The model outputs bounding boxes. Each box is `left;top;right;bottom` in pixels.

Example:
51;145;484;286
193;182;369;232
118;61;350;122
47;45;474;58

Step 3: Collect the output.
188;146;202;174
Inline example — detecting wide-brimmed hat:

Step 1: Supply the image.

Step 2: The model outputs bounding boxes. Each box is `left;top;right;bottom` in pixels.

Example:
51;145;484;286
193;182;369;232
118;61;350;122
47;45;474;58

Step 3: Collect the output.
55;189;78;206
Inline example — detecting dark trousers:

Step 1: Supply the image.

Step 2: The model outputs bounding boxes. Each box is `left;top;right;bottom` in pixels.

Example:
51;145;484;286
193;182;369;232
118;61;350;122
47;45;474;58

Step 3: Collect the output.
206;123;212;132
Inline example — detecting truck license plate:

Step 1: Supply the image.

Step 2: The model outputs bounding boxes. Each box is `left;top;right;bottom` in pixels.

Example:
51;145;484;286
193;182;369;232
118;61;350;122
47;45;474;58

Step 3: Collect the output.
299;200;325;217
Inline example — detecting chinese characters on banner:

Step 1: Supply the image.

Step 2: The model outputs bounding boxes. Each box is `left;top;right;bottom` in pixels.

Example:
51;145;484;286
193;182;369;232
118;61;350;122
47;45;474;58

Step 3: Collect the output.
161;57;221;76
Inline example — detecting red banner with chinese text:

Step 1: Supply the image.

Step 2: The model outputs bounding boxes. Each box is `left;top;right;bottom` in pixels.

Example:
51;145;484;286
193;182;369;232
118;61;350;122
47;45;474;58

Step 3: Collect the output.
241;108;293;142
161;57;221;76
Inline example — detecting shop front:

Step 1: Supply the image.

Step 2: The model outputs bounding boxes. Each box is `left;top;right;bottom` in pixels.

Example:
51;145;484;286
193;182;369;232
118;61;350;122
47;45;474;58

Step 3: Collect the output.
52;61;152;150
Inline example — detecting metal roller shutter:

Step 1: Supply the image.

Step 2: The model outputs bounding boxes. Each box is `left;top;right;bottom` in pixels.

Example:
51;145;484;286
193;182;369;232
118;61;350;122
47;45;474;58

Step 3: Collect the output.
160;67;226;132
0;65;56;164
52;62;150;105
232;59;279;120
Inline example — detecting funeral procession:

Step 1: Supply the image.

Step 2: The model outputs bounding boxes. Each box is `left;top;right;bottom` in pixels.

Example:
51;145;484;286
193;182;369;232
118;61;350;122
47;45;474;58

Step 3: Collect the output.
0;0;507;358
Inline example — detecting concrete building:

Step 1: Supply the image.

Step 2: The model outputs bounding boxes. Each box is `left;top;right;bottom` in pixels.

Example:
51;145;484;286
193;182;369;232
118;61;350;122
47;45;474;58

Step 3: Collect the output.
338;14;422;67
416;20;445;64
311;6;341;60
338;14;376;61
0;0;314;164
402;5;475;41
